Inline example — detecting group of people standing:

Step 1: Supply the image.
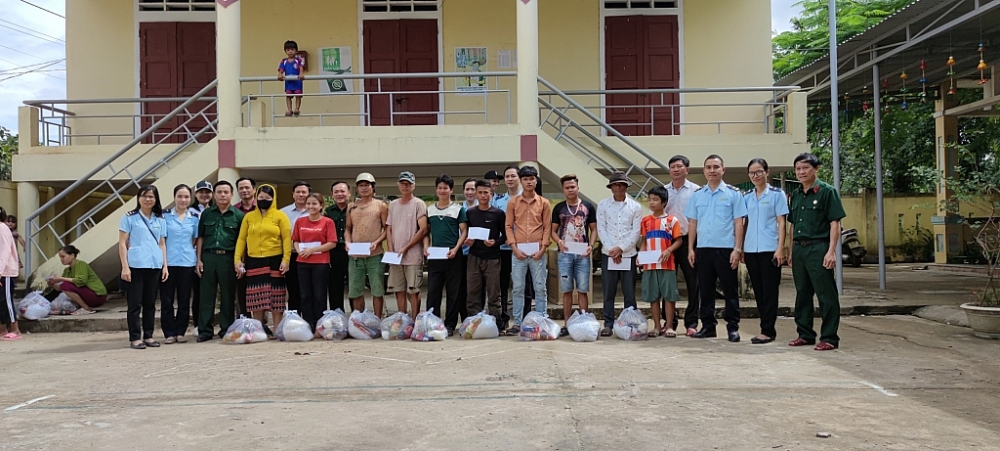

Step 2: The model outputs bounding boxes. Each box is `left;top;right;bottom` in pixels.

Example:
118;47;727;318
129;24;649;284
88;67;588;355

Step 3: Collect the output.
113;151;844;351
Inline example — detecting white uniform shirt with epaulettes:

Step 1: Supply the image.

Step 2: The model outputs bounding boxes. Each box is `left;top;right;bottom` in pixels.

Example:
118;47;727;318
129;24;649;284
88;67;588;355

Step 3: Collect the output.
119;210;167;269
743;186;789;253
164;208;200;267
683;182;748;249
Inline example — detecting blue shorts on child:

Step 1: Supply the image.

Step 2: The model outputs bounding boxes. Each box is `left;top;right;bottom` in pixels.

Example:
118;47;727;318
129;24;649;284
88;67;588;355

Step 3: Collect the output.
641;269;679;302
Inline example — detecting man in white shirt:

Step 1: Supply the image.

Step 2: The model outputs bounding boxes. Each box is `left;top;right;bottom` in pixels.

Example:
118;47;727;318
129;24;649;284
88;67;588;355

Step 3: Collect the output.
280;181;311;312
664;155;702;336
596;171;643;337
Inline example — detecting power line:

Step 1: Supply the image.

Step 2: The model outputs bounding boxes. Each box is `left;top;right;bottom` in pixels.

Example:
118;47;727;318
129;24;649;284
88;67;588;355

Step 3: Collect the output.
0;18;65;43
0;43;59;62
0;59;63;83
0;57;66;80
19;0;65;19
0;20;65;46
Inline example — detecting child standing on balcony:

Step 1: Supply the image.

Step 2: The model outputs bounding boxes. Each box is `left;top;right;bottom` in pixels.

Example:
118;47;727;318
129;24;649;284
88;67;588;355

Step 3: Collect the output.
277;40;304;117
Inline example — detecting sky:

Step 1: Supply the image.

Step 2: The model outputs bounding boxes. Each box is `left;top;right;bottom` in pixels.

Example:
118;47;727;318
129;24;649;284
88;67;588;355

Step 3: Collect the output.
0;0;804;135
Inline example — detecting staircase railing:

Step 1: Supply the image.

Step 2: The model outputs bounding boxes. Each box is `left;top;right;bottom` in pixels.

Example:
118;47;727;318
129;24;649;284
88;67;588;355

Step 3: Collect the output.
537;76;671;198
23;80;220;276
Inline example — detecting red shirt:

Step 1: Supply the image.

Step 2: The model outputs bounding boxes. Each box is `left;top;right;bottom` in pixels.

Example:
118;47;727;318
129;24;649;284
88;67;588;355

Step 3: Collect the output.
292;216;338;264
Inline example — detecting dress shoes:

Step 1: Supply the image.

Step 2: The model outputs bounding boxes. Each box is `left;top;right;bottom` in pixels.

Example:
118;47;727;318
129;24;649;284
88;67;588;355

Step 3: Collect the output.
691;328;717;338
728;331;740;342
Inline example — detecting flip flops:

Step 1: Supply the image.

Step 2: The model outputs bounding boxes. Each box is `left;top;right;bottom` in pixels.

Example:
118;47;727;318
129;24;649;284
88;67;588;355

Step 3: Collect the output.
1;333;22;341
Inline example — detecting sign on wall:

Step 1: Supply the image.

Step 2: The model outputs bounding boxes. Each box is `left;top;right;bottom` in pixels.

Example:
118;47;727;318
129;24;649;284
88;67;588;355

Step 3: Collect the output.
455;47;487;94
319;47;354;93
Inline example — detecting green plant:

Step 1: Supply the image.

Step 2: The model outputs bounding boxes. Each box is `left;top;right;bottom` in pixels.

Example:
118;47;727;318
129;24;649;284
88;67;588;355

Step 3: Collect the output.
0;127;17;181
900;224;933;262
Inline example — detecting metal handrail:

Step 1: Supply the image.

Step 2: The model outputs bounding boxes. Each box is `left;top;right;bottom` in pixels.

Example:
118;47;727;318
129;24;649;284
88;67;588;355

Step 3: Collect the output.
24;80;220;275
539;86;800;96
537;75;672;176
24;97;219;106
239;71;516;82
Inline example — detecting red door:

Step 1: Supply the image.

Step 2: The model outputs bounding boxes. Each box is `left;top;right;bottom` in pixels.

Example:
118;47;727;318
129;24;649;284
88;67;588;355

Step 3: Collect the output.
604;15;679;136
363;19;439;126
139;22;216;143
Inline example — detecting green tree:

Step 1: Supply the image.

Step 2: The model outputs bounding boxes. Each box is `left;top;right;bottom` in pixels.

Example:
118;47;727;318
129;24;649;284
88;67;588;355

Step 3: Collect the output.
773;0;914;80
0;127;17;181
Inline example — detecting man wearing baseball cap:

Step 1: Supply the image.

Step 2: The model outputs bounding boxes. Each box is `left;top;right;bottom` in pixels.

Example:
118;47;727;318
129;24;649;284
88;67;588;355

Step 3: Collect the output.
344;172;388;316
386;171;428;317
596;171;643;337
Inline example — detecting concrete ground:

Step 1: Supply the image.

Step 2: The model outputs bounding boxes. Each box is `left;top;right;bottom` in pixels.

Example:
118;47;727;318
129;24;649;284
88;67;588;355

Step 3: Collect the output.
1;315;999;450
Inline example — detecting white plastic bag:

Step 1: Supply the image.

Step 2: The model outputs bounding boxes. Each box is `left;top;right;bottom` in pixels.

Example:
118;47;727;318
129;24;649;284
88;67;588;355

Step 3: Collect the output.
459;311;499;339
613;306;648;341
412;308;448;341
18;291;50;320
380;311;414;340
276;310;313;342
348;309;381;340
566;310;600;342
50;293;79;314
316;309;348;340
519;311;560;341
223;315;268;344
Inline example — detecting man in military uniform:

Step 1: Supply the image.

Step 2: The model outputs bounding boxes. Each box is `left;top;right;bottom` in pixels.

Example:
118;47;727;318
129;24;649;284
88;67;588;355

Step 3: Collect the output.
787;153;846;351
195;180;245;342
684;155;747;342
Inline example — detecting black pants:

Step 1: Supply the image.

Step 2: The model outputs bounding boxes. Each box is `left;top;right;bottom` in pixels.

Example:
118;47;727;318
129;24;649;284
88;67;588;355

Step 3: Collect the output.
0;276;15;326
745;252;781;338
237;277;248;317
160;266;194;338
601;254;637;327
286;252;301;311
456;252;470;322
428;257;464;330
673;235;700;329
500;249;512;326
191;270;201;327
127;268;160;342
696;248;740;332
328;247;349;312
298;262;329;329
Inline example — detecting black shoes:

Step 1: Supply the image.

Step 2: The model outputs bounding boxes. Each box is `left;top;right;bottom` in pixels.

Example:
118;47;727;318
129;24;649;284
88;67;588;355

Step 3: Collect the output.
750;336;775;344
196;335;213;343
692;328;717;338
728;331;740;343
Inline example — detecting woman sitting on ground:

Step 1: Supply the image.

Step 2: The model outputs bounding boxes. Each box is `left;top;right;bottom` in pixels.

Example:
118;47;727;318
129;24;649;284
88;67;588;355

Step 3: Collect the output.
47;245;108;315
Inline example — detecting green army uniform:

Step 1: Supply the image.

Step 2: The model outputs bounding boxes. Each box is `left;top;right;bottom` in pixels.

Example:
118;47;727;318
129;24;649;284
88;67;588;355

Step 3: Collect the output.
789;180;846;346
197;205;245;340
324;203;350;311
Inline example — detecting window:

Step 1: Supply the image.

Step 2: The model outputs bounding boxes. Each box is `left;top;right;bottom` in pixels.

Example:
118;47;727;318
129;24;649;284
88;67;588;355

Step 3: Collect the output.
138;0;215;12
362;0;439;13
603;1;678;9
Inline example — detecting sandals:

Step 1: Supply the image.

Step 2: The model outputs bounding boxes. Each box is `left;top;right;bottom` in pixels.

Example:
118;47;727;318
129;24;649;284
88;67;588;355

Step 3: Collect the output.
71;309;95;316
814;342;838;351
647;330;659;338
1;333;22;341
284;111;293;117
751;335;775;345
143;339;161;348
293;110;301;117
175;335;188;343
600;327;613;337
664;328;677;338
505;326;520;337
788;338;816;347
685;327;697;337
164;337;176;344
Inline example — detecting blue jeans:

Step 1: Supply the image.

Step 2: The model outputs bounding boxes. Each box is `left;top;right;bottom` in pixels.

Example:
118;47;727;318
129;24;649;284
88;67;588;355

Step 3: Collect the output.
511;253;547;326
557;253;591;293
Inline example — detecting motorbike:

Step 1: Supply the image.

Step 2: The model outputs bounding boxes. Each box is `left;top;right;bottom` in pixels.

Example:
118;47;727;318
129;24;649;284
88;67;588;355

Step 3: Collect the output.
841;228;866;267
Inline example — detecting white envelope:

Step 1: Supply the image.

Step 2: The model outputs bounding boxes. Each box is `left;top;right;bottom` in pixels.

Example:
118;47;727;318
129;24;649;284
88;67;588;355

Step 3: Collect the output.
517;242;541;255
564;241;588;255
637;250;662;265
427;247;450;260
607;258;632;271
298;241;321;252
348;242;372;256
381;252;402;265
468;227;490;241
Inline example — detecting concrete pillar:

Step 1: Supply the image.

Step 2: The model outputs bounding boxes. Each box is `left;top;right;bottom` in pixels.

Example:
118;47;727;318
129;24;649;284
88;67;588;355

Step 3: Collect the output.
17;106;39;151
516;0;539;132
17;182;40;275
218;168;240;185
932;92;961;264
67;200;88;242
216;1;242;138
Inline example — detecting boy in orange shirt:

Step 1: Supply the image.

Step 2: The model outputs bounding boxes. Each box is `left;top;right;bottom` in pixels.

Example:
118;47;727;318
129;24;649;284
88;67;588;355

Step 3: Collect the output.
639;186;683;338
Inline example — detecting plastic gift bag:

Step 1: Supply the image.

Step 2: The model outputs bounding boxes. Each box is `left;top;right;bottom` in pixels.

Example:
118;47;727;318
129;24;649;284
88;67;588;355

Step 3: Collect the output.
459;311;499;339
348;309;381;340
380;311;414;340
276;310;313;342
412;308;448;341
613;306;648;341
566;310;601;342
519;311;560;341
223;315;268;344
316;309;348;341
18;291;51;320
50;293;79;315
